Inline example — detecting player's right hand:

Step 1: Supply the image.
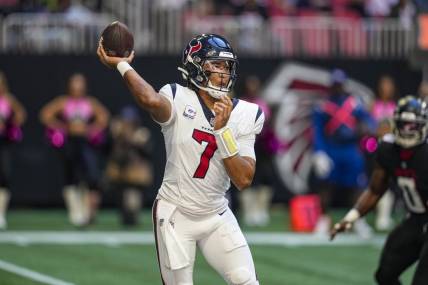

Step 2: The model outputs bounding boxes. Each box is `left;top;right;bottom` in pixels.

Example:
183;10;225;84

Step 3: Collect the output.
330;220;353;241
97;38;135;69
213;95;233;130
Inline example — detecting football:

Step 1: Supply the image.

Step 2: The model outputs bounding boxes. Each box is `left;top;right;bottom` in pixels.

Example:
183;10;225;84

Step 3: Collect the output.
101;21;134;57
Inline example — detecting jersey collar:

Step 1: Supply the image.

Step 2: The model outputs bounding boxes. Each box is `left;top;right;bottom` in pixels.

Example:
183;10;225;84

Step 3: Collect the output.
196;95;239;127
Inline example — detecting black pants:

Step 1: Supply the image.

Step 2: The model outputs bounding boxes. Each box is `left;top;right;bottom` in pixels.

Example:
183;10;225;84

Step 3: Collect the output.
61;136;100;190
375;214;428;285
0;142;11;188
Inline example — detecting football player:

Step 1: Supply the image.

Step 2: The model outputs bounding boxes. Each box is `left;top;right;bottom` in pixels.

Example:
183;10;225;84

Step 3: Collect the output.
97;34;263;285
331;96;428;285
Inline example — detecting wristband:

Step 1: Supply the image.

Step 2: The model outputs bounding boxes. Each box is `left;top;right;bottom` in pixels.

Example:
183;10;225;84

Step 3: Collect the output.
214;126;239;159
117;61;133;77
343;209;360;223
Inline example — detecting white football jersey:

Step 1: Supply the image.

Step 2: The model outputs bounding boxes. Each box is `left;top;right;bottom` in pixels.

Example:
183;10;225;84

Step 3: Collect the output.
155;83;264;217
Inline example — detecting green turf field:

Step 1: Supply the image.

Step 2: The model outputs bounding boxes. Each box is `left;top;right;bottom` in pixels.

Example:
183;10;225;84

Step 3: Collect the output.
0;208;416;285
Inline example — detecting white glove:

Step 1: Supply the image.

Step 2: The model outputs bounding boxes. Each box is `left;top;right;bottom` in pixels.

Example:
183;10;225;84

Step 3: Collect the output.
312;151;333;178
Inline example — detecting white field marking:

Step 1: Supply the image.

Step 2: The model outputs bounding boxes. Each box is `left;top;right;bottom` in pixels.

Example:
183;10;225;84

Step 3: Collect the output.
0;259;75;285
0;231;386;247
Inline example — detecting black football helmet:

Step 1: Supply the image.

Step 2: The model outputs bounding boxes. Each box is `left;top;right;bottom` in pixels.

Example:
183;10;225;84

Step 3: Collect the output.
178;34;238;99
393;95;428;148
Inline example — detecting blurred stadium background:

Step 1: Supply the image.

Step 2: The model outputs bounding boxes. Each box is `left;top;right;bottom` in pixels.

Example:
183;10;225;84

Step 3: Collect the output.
0;0;427;284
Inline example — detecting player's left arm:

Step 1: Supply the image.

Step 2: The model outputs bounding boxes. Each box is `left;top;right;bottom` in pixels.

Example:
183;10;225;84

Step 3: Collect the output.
223;155;256;191
213;96;263;191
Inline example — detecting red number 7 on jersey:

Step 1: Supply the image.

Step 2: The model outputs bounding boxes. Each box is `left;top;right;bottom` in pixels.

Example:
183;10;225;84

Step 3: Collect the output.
192;129;217;178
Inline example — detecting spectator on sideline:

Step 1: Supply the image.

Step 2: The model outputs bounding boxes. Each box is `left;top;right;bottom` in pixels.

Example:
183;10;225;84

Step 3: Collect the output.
0;71;26;230
239;75;275;226
105;106;153;226
40;73;109;227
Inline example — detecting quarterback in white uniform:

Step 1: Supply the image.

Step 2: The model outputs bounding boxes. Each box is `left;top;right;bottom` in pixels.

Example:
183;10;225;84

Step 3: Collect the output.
98;34;264;285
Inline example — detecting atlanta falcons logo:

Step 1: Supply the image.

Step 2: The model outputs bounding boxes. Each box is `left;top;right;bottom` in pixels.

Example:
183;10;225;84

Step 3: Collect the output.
262;63;374;194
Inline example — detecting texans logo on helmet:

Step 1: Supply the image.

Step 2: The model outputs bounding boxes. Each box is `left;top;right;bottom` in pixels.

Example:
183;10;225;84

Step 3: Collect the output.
189;41;202;55
186;41;202;63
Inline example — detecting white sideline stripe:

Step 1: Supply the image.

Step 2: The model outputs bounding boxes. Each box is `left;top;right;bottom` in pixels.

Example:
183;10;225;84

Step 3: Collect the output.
0;259;75;285
0;231;386;247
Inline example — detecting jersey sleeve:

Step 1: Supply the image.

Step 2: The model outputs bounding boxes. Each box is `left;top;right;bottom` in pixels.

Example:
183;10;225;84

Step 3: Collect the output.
238;109;265;160
153;84;177;127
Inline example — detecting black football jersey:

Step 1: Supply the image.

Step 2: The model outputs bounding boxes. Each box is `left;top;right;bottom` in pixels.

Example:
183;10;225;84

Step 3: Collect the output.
376;134;428;214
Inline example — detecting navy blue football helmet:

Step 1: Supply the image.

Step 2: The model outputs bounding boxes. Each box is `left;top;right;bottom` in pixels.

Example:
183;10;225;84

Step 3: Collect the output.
393;95;428;148
178;34;238;99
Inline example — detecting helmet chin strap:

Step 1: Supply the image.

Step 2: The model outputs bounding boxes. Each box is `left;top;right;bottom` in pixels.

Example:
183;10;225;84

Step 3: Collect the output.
179;66;232;99
190;78;230;99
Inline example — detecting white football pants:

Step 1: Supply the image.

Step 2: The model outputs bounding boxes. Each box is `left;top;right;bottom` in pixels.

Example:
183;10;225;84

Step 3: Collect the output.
152;199;259;285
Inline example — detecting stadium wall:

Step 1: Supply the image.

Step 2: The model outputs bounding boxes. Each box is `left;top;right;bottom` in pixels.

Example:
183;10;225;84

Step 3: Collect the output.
0;55;421;207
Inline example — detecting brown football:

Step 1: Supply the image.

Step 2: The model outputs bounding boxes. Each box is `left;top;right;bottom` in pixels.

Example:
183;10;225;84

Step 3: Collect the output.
101;21;134;57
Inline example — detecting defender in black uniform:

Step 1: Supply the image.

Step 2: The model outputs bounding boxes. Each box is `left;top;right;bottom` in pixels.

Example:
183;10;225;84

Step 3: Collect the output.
331;96;428;285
